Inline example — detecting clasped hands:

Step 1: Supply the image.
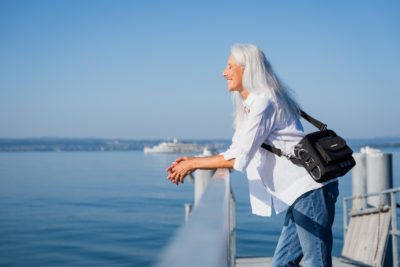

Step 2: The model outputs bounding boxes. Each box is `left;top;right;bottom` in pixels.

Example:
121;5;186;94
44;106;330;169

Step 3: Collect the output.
166;156;196;185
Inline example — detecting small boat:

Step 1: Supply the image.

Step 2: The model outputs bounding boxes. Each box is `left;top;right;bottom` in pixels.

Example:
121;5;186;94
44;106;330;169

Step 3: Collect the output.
144;138;204;154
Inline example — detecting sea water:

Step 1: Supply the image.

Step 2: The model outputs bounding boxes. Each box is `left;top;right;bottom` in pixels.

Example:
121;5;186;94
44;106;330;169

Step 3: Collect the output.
0;147;399;266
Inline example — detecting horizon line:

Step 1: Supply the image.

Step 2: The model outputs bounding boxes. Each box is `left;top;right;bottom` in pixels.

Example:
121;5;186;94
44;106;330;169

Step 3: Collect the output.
1;136;400;141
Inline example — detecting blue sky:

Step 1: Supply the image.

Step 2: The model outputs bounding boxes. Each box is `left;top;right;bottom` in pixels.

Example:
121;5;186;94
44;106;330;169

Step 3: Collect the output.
0;0;399;139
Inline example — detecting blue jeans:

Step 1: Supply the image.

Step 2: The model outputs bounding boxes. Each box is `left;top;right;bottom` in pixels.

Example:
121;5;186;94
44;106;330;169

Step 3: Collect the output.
271;181;339;267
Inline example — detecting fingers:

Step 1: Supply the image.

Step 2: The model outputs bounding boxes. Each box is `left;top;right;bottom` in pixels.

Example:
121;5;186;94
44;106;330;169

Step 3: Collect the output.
167;168;180;184
167;169;186;185
175;156;192;163
166;162;177;172
168;171;179;183
171;172;180;185
172;173;184;184
167;170;176;182
166;159;193;186
166;156;193;172
166;161;182;181
174;157;185;164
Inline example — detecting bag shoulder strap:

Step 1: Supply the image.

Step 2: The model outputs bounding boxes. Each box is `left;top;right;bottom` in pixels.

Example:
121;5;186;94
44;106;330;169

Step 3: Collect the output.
261;110;327;160
261;142;301;164
261;143;283;157
300;110;327;131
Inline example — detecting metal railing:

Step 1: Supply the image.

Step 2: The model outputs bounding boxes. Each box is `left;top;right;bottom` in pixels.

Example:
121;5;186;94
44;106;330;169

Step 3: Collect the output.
156;168;236;267
343;187;400;267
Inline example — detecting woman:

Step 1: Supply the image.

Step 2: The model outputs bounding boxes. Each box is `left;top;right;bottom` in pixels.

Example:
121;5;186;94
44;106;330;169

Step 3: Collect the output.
166;44;338;267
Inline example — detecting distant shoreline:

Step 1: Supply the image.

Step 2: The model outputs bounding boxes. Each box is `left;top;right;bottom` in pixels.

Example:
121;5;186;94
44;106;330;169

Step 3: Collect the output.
1;137;400;152
0;138;231;152
0;137;400;152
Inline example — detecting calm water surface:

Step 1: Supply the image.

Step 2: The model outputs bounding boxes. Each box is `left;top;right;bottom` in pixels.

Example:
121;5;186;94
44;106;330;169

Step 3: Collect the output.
0;148;399;266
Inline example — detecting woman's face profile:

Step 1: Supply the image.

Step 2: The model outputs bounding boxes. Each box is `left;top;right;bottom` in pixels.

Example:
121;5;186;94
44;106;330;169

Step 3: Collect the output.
222;54;244;92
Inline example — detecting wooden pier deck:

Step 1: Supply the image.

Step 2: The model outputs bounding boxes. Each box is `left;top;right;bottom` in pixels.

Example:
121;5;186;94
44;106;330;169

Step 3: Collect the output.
235;256;359;267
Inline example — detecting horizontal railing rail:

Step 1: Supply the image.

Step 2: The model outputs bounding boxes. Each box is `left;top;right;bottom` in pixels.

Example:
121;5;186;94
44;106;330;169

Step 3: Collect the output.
343;187;400;202
156;168;235;267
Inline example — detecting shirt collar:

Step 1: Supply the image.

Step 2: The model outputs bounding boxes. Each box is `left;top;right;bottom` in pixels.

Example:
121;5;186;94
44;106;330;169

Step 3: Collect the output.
243;92;255;109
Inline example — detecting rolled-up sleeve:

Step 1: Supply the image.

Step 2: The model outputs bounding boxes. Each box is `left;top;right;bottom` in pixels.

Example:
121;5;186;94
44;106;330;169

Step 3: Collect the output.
222;93;277;172
221;129;241;160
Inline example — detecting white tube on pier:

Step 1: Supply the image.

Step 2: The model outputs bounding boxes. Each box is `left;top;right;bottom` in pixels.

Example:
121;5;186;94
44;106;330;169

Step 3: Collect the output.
364;147;393;207
352;153;368;209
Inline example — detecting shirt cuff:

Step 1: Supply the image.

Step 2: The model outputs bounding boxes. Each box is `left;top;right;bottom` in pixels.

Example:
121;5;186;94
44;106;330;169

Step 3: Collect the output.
220;150;235;161
221;150;247;173
232;153;247;172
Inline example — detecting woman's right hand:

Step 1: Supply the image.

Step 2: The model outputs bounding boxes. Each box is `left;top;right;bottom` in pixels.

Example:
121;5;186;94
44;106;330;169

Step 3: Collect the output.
166;156;196;185
166;156;195;173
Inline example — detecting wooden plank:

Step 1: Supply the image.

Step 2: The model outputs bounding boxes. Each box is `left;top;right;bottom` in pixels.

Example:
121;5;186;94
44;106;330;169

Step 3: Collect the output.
374;211;391;266
352;215;362;261
342;215;356;257
355;214;369;262
347;215;362;259
341;222;350;255
367;213;380;263
359;213;372;262
365;213;379;263
341;214;354;256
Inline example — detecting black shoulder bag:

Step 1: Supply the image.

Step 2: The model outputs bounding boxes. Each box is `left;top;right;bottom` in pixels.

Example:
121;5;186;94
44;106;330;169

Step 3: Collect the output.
261;110;356;183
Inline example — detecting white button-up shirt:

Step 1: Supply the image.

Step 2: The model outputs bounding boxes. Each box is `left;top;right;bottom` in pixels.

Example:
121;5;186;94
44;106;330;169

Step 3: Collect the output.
222;92;336;217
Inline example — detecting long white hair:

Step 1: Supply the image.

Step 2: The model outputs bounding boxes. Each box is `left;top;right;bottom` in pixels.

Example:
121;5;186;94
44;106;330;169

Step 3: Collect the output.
230;44;301;128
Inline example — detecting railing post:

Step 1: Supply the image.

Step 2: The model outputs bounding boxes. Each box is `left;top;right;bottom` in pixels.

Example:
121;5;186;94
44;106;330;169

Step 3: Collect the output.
343;198;348;238
229;189;236;267
185;203;192;223
194;169;216;207
156;168;233;267
390;191;398;267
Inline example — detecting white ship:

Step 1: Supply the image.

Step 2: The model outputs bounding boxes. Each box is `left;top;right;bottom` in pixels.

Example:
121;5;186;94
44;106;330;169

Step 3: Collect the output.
144;138;204;154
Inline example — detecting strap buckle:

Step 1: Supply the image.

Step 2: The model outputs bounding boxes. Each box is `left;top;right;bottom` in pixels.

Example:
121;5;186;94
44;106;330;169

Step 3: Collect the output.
283;151;297;160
